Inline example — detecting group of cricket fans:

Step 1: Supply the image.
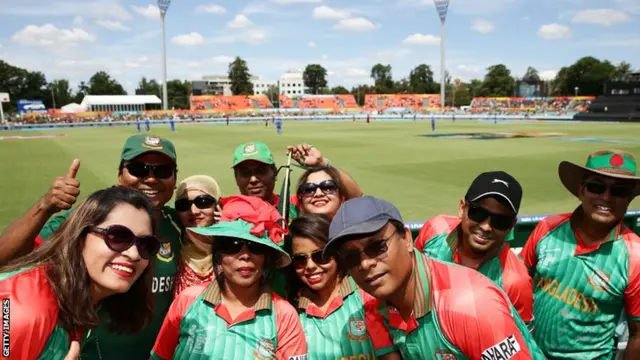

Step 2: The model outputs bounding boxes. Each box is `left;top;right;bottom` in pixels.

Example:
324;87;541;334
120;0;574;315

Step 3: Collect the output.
0;133;639;360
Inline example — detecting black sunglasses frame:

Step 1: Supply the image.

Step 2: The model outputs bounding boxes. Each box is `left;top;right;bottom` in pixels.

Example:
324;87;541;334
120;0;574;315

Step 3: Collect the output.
339;229;396;270
292;249;331;268
89;225;160;260
175;195;217;212
297;179;339;198
125;162;176;180
215;239;268;255
583;181;633;198
466;202;515;231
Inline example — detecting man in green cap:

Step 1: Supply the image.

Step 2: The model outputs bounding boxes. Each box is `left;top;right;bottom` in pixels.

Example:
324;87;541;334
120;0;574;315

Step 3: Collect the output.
0;134;184;360
521;149;640;359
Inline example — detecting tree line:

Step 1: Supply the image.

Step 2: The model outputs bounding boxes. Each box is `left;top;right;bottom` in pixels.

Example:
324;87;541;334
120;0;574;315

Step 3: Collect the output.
0;56;635;112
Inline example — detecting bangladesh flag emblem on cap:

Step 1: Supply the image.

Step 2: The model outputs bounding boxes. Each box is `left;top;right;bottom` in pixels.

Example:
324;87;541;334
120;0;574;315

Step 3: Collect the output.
244;143;257;155
143;136;163;149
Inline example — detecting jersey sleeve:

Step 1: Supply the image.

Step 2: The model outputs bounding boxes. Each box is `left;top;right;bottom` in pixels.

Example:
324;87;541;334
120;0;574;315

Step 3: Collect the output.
439;284;535;360
150;285;202;360
274;295;307;360
414;215;459;252
501;250;534;324
0;269;60;360
520;214;568;275
360;289;397;357
37;210;72;243
624;233;640;321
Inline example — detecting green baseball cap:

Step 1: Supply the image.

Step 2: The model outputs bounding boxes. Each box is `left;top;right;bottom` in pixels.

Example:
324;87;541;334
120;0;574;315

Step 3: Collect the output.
189;219;291;268
232;142;275;167
120;135;177;163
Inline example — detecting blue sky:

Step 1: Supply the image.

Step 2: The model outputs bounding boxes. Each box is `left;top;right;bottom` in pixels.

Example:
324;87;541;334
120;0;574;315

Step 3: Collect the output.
0;0;638;94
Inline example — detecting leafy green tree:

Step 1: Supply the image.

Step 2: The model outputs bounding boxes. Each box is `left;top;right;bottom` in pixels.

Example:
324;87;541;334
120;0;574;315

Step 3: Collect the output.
303;64;328;94
228;57;254;95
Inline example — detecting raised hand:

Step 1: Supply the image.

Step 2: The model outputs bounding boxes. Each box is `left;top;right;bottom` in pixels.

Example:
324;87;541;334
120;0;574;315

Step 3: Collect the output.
41;159;81;214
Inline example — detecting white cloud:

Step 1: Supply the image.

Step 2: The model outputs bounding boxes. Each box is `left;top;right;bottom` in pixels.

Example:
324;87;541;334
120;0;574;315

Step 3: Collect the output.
313;6;349;19
335;67;368;77
195;4;227;14
537;23;572;39
132;5;161;20
228;14;253;28
211;29;268;44
0;2;132;20
308;41;316;47
272;0;322;4
539;70;558;80
246;30;268;44
97;20;130;32
402;33;440;45
73;16;84;26
213;55;234;63
572;9;630;26
171;32;205;46
11;24;96;46
96;4;133;21
470;19;495;34
322;54;329;60
333;17;377;31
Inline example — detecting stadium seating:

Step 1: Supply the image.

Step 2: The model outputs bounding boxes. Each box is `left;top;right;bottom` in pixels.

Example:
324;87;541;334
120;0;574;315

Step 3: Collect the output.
278;95;358;110
363;94;441;111
190;95;273;112
470;96;594;114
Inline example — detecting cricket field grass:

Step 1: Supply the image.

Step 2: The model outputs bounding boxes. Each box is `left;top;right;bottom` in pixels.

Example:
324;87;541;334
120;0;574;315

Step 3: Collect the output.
1;119;640;230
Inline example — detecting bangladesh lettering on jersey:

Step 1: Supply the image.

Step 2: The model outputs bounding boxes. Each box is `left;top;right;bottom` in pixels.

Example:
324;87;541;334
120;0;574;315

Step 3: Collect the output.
37;206;183;360
297;277;395;360
151;280;308;360
367;249;545;360
0;265;73;360
520;211;640;360
415;215;533;323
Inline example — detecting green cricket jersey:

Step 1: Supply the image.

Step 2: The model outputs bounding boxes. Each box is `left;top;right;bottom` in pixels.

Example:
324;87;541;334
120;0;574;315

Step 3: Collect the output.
298;277;396;360
415;215;534;323
36;206;183;360
368;249;545;360
151;280;308;360
521;210;640;359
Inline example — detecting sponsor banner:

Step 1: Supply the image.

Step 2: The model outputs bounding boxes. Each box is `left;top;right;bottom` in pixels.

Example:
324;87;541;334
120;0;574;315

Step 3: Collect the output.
17;100;47;114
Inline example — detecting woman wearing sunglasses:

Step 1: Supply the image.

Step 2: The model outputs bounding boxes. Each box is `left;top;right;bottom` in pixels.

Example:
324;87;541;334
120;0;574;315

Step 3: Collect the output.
0;187;159;359
287;214;401;360
173;175;223;297
296;166;350;219
151;195;307;360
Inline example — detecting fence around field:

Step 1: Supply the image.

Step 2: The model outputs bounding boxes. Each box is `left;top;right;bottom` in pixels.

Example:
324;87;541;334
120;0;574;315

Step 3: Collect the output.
0;113;577;131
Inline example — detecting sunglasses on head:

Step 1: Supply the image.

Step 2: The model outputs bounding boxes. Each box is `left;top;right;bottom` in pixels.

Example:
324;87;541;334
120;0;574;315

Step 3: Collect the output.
584;181;633;198
297;180;339;198
125;162;175;180
215;238;268;255
89;225;160;260
466;202;515;231
339;229;395;270
292;249;331;269
175;195;216;212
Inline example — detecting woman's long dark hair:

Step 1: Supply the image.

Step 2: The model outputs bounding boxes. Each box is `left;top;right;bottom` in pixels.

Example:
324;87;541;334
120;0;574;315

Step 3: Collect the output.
284;213;344;302
0;187;156;334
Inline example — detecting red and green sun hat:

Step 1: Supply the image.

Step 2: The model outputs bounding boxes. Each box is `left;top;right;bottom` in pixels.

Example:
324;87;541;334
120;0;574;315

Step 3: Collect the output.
559;149;640;197
187;195;291;268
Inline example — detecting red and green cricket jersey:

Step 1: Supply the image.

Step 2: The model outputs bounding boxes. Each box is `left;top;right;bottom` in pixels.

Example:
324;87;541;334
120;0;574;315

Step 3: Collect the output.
367;249;545;360
151;280;308;360
520;210;640;359
415;215;534;324
35;206;183;360
0;265;74;359
297;276;396;360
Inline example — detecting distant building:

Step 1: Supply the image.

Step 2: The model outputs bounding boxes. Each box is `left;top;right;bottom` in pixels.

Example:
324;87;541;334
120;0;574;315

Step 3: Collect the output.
191;69;308;96
279;69;309;96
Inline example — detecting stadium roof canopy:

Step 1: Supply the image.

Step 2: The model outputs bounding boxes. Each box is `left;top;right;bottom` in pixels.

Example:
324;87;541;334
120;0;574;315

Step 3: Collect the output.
80;95;161;107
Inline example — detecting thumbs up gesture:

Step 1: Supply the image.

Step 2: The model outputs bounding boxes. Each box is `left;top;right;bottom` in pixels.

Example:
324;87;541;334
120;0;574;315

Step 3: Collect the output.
42;159;81;214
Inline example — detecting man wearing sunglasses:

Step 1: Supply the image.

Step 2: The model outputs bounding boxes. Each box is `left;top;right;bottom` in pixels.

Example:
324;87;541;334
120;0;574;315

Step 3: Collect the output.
521;149;640;360
0;134;183;360
414;171;533;327
323;196;545;360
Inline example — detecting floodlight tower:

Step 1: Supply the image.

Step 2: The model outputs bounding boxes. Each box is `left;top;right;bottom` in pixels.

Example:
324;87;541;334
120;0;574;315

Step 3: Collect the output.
158;0;172;110
434;0;450;108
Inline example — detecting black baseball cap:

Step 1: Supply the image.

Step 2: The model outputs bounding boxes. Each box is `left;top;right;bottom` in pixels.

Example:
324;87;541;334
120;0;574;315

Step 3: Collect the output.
465;171;523;214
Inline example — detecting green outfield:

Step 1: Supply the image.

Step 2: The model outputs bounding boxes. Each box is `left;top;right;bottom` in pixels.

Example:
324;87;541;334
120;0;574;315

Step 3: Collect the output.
1;119;640;230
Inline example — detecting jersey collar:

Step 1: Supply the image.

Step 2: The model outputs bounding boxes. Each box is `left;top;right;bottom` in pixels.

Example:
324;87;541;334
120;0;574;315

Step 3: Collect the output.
380;250;433;319
298;276;357;318
203;278;273;311
571;206;625;255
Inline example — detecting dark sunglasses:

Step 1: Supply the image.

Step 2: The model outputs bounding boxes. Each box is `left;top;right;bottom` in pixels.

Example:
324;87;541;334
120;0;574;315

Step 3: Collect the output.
339;230;395;270
89;225;160;260
125;162;175;179
215;239;267;255
236;164;272;178
175;195;216;212
584;181;633;198
466;203;515;231
292;249;331;269
297;180;339;198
